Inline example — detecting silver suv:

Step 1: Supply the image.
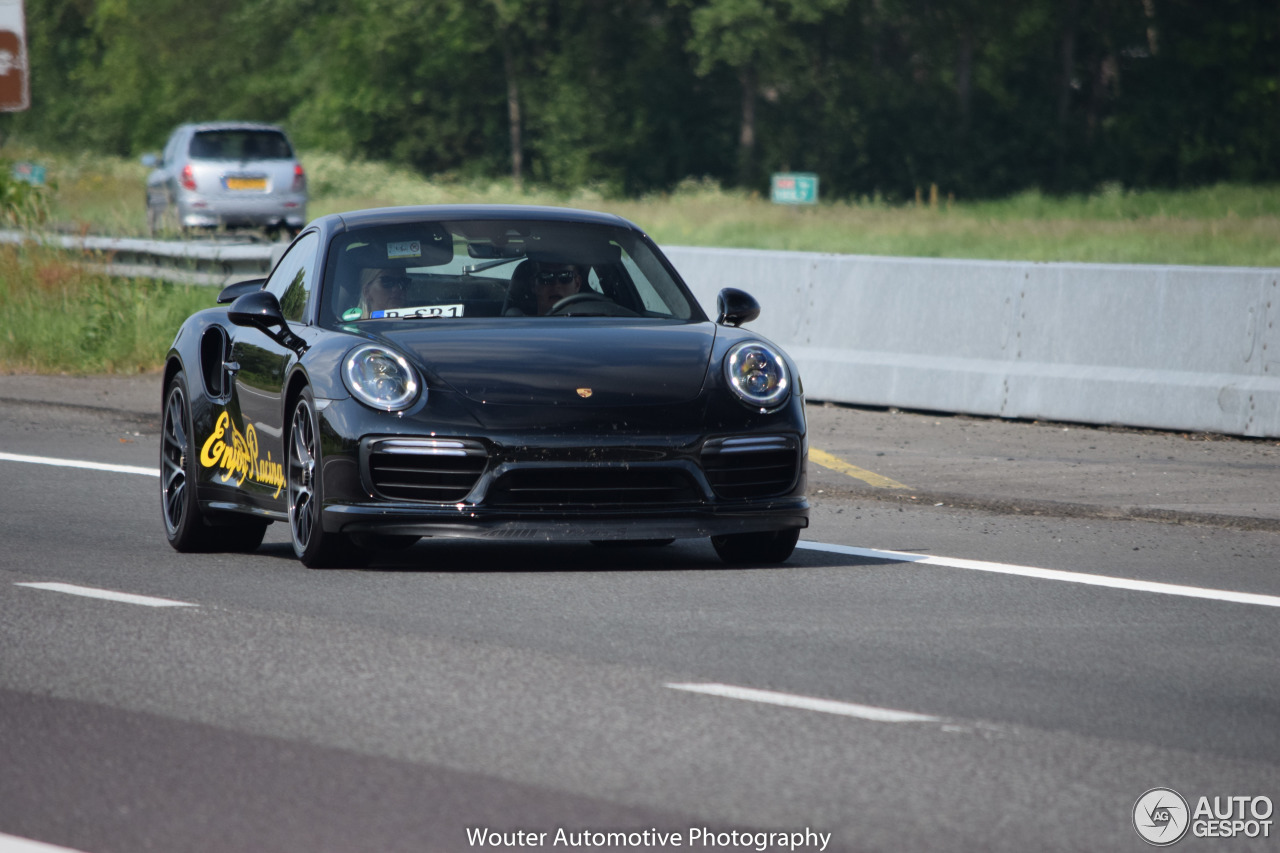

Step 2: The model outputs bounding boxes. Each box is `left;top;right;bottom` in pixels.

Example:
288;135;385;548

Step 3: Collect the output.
144;122;307;237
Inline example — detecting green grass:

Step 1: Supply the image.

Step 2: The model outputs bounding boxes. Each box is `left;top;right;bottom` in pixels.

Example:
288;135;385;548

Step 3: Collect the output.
0;243;212;373
2;143;1280;374
605;181;1280;266
6;142;1280;266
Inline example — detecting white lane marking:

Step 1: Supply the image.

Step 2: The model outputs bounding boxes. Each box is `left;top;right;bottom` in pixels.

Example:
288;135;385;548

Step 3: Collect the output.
0;833;92;853
666;682;940;723
798;541;1280;608
0;451;157;477
16;582;197;608
9;447;1275;610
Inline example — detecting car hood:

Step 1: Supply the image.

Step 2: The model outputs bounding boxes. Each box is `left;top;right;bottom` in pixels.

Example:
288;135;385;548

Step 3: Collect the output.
373;320;718;407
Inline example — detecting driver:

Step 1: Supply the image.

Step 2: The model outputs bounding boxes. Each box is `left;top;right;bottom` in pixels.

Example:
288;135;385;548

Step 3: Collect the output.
534;262;585;315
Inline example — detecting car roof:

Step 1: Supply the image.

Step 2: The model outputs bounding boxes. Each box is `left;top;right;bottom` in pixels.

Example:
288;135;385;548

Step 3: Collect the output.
315;204;643;235
179;121;292;135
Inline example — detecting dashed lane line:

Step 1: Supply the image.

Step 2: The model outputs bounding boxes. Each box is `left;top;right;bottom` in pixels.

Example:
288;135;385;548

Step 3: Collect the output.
15;582;198;608
666;682;941;723
0;451;156;477
0;833;91;853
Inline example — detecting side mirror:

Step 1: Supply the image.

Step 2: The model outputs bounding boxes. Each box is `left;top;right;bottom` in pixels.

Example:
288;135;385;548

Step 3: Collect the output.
140;153;159;169
716;287;761;327
216;278;266;304
228;291;307;354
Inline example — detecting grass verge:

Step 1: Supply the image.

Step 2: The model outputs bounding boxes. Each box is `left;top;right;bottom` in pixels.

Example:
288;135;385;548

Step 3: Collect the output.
4;142;1279;266
0;244;211;373
3;143;1280;375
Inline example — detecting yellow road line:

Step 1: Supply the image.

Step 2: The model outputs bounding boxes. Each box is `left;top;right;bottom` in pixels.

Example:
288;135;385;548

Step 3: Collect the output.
810;448;911;490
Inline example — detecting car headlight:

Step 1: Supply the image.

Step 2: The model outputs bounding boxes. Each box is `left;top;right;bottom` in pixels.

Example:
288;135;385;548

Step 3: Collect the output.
343;345;420;411
724;341;790;410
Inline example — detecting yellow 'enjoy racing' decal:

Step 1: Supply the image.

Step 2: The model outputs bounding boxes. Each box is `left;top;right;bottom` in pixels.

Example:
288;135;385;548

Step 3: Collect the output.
199;411;285;498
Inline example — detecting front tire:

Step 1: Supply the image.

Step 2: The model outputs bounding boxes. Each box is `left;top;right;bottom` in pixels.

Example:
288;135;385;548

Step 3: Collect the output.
711;528;800;565
288;388;361;568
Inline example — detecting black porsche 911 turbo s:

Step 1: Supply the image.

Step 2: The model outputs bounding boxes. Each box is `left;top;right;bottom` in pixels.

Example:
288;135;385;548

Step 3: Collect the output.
160;205;808;567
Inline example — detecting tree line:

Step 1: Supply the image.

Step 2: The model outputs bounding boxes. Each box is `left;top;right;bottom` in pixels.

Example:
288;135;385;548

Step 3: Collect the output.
8;0;1278;200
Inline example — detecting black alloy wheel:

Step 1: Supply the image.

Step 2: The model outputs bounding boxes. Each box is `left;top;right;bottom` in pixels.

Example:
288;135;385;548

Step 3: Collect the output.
161;371;268;553
161;372;214;551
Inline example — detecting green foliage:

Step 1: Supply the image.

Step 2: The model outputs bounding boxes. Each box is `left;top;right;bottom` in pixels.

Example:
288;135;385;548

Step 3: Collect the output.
0;161;52;227
3;0;1278;199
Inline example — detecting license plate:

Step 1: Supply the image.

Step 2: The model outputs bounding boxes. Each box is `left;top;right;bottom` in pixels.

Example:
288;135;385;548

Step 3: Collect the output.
225;176;267;191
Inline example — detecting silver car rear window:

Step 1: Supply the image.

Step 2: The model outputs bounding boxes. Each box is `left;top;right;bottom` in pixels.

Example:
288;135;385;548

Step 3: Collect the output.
189;130;294;160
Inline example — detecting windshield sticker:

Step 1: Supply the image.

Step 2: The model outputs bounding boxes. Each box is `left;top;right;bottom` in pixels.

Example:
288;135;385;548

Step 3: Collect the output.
341;307;363;321
372;303;465;319
199;411;285;498
387;240;422;260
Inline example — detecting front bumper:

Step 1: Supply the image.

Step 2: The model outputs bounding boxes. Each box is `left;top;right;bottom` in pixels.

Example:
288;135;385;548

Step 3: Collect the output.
316;430;808;542
313;384;810;543
323;500;809;541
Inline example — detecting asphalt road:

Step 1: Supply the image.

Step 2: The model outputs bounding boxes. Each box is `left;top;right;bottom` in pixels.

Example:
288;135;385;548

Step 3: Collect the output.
1;375;1278;853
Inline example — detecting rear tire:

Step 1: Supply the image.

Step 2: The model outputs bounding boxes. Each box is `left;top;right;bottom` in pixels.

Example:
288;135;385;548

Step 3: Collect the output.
711;528;800;565
161;371;270;553
160;372;215;552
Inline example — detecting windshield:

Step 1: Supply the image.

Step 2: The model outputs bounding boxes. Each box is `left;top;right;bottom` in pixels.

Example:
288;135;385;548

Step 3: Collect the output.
320;218;700;326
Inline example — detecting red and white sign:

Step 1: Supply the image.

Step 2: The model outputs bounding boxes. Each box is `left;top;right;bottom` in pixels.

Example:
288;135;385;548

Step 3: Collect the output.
0;0;28;112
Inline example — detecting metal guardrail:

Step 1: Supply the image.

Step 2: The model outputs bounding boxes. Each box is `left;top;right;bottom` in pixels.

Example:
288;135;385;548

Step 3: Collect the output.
0;229;279;286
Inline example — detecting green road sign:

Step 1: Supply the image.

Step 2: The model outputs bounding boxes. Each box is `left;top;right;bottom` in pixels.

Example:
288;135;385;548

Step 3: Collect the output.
771;172;818;205
12;161;43;185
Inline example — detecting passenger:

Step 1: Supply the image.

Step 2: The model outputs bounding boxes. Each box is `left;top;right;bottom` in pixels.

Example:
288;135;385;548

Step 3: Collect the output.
534;262;585;315
359;269;409;317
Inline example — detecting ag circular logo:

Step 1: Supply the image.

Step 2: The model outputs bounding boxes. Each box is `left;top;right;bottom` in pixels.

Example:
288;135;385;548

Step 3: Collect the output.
1134;788;1191;846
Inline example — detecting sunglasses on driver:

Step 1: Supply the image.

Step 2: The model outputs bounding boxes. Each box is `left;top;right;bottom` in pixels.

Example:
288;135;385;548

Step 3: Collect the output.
536;269;578;285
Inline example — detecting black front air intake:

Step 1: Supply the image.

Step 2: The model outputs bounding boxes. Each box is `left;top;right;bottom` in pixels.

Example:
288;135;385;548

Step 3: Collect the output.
701;436;801;500
366;438;488;502
486;466;699;507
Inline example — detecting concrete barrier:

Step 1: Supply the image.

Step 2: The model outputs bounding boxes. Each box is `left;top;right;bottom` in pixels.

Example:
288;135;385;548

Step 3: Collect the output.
666;247;1280;438
10;227;1276;437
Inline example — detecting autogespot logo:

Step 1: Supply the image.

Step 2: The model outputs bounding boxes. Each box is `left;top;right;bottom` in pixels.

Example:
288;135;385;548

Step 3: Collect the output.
1134;788;1191;846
